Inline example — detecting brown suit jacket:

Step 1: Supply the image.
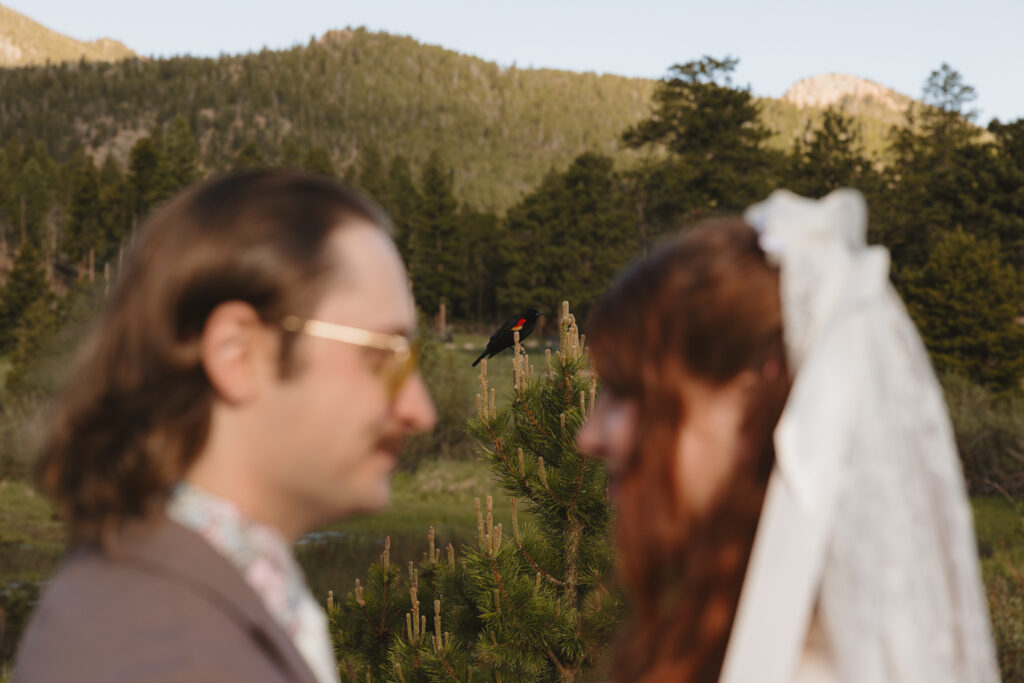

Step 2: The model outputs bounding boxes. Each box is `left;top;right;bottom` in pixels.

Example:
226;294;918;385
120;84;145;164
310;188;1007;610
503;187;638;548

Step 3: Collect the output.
14;515;321;683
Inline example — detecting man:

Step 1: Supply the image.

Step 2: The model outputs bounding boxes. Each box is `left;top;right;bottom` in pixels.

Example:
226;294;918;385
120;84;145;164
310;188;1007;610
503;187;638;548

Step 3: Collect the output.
15;170;437;682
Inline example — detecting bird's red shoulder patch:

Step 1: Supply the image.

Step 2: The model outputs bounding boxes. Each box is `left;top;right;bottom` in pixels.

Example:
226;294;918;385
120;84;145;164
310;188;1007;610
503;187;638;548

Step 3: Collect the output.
511;318;526;331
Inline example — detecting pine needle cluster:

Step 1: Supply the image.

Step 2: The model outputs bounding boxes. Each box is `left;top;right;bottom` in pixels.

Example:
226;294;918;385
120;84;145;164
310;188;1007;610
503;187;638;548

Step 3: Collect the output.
329;301;620;682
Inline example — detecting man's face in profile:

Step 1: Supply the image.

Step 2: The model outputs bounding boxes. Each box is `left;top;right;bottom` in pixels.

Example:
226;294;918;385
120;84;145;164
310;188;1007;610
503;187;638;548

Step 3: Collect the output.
251;223;436;527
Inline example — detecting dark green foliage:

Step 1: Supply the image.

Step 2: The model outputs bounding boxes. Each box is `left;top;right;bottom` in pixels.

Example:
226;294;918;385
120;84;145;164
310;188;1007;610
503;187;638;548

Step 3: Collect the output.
902;230;1024;392
460;207;501;325
381;155;422;266
161;115;201;192
353;143;387;199
64;151;103;262
409;152;465;319
0;243;48;354
12;147;58;248
127;134;163;220
501;153;635;322
784;108;876;198
989;117;1024;170
96;153;131;258
623;56;780;233
3;281;103;400
303;145;335;177
872;66;1024;272
232;140;267;170
0;581;41;666
331;305;619;681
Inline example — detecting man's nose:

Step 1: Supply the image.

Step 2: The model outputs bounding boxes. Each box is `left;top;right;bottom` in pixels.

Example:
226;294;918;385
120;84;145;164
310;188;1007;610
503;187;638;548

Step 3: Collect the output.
394;372;437;434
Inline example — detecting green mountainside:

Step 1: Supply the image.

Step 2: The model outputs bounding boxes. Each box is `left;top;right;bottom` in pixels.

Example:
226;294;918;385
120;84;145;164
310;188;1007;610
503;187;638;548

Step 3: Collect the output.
0;20;912;209
0;4;134;66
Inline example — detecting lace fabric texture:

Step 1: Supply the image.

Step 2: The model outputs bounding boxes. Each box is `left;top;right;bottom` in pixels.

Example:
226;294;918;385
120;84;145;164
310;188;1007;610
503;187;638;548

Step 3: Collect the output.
721;190;999;683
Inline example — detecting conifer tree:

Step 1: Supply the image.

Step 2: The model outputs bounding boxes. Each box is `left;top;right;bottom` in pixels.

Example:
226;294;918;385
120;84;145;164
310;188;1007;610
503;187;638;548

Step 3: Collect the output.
330;303;618;681
15;154;54;247
381;154;421;265
354;143;387;199
903;229;1024;392
160;115;201;193
64;152;102;262
622;56;778;231
873;65;1024;272
785;108;874;198
460;207;500;324
501;152;635;322
409;152;464;319
97;154;130;255
0;242;49;353
128;134;163;223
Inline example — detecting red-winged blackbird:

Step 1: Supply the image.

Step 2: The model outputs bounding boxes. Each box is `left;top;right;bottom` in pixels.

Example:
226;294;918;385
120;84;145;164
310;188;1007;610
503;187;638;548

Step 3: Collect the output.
473;307;543;367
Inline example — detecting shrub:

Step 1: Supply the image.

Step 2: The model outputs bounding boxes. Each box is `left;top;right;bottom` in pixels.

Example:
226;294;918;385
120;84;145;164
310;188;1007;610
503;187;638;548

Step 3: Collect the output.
942;373;1024;497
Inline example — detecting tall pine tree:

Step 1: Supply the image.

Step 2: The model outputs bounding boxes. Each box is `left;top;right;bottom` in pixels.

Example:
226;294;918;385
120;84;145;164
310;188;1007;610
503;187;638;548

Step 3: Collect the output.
409;152;464;320
622;56;778;232
785;107;874;198
501;152;635;323
64;152;102;263
0;242;49;354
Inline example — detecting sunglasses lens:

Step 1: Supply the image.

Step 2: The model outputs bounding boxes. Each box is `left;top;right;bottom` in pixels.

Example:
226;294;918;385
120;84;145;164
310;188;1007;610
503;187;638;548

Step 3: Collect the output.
383;341;419;400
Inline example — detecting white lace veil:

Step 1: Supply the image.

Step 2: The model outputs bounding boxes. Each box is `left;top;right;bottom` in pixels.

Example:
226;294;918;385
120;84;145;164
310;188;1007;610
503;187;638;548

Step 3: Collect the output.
719;189;1000;683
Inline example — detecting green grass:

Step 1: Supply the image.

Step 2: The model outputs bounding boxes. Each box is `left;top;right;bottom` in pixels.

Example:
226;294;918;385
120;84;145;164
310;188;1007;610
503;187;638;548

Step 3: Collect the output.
300;458;517;602
971;496;1024;680
972;495;1024;560
323;459;513;540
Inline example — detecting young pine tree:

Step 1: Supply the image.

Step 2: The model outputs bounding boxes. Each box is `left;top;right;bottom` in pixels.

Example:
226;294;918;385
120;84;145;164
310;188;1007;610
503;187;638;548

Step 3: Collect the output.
329;302;619;682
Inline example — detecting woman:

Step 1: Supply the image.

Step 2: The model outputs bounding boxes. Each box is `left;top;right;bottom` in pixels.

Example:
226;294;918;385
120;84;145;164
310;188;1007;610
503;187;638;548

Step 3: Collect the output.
578;189;999;682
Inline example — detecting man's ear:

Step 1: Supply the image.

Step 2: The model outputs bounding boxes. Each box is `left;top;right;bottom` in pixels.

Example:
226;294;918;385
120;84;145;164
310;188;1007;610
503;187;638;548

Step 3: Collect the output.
200;301;276;404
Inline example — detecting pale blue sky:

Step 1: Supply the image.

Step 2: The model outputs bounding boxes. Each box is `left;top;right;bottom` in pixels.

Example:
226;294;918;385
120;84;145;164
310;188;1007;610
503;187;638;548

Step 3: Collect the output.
8;0;1023;123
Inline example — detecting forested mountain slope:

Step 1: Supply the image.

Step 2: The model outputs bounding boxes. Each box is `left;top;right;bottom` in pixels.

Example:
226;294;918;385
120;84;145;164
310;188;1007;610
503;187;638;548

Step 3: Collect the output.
0;26;907;209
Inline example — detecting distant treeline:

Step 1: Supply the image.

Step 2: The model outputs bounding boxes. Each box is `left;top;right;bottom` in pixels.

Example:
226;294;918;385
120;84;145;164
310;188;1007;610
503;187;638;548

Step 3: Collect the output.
0;57;1021;407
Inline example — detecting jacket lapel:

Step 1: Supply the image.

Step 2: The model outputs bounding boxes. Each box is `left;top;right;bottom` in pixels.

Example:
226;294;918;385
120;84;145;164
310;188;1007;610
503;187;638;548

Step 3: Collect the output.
110;515;321;683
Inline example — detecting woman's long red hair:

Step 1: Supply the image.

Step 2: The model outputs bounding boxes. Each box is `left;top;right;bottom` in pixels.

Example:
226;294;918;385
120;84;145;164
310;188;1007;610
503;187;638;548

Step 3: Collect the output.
587;219;790;682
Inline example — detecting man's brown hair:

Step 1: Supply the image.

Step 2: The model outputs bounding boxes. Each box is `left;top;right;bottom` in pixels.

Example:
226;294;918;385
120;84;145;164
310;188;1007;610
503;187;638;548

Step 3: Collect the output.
37;169;390;546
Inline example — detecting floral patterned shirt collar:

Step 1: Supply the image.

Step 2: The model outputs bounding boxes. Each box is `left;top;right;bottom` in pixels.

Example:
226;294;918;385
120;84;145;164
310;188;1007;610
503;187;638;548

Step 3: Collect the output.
165;482;306;638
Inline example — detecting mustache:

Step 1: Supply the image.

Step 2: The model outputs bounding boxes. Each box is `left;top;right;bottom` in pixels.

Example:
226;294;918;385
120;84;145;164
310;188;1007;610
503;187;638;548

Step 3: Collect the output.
377;433;407;454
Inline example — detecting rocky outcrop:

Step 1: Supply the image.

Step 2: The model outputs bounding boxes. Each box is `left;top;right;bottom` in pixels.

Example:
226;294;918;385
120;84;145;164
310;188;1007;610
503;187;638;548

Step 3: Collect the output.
782;73;912;113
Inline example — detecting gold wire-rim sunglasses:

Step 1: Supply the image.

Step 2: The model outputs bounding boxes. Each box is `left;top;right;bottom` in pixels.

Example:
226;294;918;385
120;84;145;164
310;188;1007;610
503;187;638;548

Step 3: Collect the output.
281;315;420;400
